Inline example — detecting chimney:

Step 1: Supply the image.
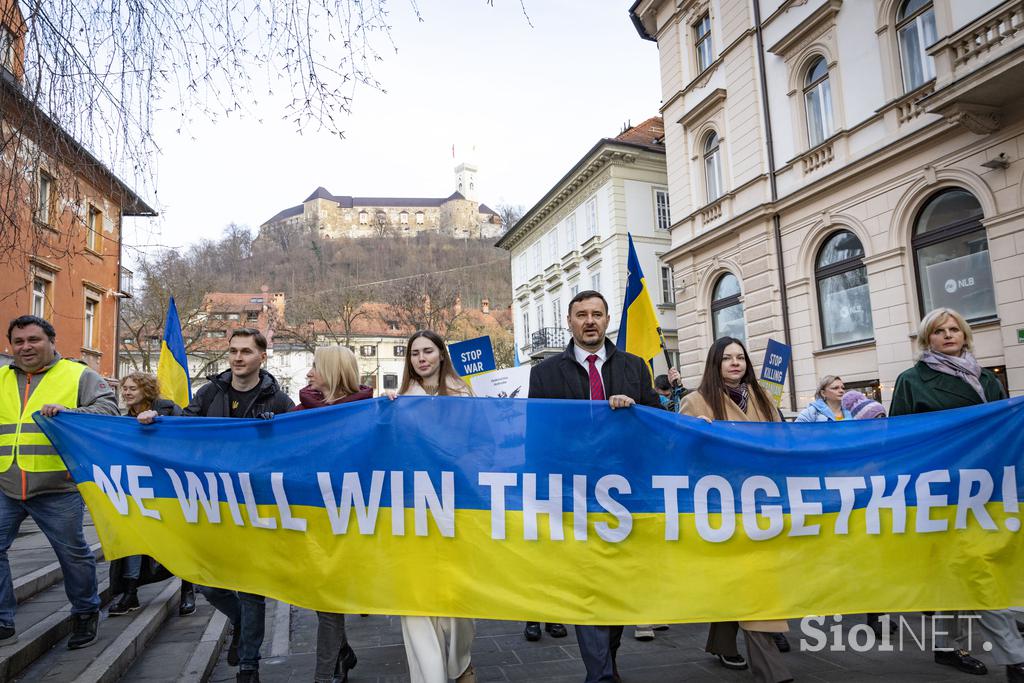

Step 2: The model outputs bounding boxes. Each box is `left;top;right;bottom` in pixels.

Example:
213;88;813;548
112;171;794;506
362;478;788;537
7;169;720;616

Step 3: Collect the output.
481;298;490;315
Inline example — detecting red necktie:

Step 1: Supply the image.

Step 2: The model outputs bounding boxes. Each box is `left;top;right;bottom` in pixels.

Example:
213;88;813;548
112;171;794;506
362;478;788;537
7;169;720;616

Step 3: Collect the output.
586;354;605;401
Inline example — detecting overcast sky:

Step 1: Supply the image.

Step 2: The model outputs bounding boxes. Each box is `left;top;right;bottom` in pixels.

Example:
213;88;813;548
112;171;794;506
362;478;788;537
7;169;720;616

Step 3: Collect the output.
123;1;660;259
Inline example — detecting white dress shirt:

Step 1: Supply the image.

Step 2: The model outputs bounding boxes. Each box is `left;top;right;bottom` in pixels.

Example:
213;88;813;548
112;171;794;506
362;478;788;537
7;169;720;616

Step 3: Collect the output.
573;343;607;399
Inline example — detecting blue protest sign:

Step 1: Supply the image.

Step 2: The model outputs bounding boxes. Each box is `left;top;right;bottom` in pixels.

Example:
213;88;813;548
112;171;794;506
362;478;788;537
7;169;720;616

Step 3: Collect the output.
759;338;791;405
448;336;497;377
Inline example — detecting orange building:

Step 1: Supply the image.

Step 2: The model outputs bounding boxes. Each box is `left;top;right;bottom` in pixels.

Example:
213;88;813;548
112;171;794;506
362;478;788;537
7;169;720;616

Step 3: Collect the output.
0;0;155;379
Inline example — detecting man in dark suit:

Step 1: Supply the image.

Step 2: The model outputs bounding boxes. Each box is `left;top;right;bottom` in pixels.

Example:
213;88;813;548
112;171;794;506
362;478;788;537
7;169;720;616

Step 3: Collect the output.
526;289;659;683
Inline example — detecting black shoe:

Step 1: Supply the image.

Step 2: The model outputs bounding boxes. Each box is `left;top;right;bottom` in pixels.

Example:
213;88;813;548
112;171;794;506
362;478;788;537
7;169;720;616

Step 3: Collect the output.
236;670;260;683
67;612;99;650
773;632;791;652
178;582;196;616
340;642;357;672
227;626;241;666
108;588;140;616
716;653;748;670
524;622;542;641
935;649;988;675
1009;663;1024;683
0;624;15;645
546;622;568;638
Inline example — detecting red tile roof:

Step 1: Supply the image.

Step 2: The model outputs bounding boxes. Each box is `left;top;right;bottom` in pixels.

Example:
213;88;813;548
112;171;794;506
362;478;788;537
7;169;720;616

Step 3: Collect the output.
614;116;664;147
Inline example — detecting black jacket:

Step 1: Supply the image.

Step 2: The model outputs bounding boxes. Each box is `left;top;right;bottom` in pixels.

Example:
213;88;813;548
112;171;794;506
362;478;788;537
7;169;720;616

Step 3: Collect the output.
184;369;294;418
529;338;660;407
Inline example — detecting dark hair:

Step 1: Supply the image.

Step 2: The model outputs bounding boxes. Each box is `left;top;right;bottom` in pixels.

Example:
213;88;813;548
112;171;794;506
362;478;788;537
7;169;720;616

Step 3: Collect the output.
229;327;268;351
697;336;777;421
399;329;466;396
567;289;608;315
654;374;672;392
8;315;56;342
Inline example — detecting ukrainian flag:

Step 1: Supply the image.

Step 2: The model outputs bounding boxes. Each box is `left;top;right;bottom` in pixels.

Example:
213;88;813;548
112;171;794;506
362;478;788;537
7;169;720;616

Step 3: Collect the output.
616;233;663;363
156;297;191;408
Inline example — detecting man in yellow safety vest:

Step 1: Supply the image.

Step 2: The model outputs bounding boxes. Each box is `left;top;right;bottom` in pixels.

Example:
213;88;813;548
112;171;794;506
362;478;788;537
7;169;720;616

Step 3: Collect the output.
0;315;117;649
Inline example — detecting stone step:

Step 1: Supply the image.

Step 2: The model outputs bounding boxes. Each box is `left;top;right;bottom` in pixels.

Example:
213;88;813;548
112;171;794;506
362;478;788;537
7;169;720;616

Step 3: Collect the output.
0;563;112;680
120;597;229;682
10;577;177;682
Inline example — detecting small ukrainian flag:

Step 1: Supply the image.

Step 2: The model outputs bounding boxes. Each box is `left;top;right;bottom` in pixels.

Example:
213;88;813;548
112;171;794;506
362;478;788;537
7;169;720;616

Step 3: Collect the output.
615;233;664;364
156;297;192;408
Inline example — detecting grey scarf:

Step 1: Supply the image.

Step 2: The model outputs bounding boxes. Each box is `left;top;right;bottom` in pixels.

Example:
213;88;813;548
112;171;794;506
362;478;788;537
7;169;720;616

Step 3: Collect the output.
921;349;986;403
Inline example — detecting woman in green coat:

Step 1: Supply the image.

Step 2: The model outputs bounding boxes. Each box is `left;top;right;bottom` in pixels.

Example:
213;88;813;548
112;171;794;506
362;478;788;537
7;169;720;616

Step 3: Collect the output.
890;308;1004;415
890;308;1023;682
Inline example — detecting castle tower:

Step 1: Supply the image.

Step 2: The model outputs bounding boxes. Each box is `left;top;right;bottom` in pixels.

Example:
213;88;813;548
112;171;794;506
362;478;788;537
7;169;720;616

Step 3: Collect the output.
454;162;478;201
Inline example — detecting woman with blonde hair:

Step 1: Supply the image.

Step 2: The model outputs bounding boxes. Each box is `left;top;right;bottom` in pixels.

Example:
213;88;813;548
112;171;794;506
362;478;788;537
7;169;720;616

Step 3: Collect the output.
291;345;372;683
110;372;191;616
794;375;851;422
679;337;792;682
891;308;1021;679
386;329;477;683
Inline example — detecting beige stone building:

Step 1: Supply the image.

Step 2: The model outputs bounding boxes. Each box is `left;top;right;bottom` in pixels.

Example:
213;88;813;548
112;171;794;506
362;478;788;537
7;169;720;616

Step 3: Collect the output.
260;163;503;240
629;0;1024;409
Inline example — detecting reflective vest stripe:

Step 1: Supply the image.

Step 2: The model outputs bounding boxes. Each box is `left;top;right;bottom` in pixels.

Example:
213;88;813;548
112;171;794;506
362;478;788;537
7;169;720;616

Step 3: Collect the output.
0;361;85;473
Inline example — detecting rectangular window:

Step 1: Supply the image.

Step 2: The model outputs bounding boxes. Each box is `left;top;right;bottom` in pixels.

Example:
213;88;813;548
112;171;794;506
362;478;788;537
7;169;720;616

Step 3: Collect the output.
246;311;259;322
394;345;406;357
530;242;542;273
359;211;368;224
416;212;425;225
383;374;398;390
695;13;713;73
844;379;882;403
250;297;264;303
590;271;601;292
585;198;598;237
360;345;376;357
551;298;561;324
522;311;530;340
0;28;14;73
535;303;545;330
227;313;240;321
37;172;54;225
86;205;101;252
400;212;409;225
547;229;558;262
83;296;98;349
32;277;49;318
661;265;675;304
566;214;577;249
570;283;580;297
206;330;227;339
654;189;671;230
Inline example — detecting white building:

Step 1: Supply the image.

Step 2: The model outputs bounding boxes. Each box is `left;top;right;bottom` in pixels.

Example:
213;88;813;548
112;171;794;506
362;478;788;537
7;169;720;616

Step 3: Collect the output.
497;117;680;374
629;0;1024;406
266;335;408;401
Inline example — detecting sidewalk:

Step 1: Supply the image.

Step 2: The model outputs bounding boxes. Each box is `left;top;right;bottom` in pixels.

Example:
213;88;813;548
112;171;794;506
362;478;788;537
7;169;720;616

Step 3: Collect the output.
209;608;993;682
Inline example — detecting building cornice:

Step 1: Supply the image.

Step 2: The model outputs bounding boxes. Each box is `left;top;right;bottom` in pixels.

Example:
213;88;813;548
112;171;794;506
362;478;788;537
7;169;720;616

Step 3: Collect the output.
677;88;727;128
495;140;664;251
767;0;843;57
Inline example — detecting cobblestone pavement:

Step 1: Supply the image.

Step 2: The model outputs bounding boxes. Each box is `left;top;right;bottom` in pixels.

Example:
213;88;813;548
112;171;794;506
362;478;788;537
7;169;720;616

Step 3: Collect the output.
209;607;1002;682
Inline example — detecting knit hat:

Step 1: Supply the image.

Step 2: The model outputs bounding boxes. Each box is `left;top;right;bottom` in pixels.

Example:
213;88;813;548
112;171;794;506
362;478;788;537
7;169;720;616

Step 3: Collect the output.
841;390;886;419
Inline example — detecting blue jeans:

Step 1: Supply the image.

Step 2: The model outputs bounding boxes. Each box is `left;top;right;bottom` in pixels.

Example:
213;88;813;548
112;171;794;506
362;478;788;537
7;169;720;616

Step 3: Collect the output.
198;587;265;671
122;555;142;580
0;491;100;627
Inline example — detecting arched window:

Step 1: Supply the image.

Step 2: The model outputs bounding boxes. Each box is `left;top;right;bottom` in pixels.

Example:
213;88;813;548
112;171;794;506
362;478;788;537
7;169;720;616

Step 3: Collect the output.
804;56;833;147
710;273;745;342
897;0;936;92
912;188;996;321
816;231;873;347
703;131;723;202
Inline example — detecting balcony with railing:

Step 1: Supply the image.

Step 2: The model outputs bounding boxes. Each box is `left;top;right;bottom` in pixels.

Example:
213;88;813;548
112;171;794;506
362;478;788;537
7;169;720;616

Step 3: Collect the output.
530;327;570;358
924;1;1024;132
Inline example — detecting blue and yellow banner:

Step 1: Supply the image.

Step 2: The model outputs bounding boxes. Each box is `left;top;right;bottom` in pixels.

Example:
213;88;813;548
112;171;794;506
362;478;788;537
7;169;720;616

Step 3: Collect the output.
157;297;191;408
35;397;1024;624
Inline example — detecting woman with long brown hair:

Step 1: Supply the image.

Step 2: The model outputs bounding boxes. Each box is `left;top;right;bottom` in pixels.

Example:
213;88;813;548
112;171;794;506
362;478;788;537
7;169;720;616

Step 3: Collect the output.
387;329;476;683
679;337;792;683
109;372;192;617
292;345;372;683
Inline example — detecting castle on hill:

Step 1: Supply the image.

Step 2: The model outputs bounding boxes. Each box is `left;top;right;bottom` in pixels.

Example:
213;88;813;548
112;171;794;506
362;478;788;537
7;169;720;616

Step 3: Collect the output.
260;163;504;240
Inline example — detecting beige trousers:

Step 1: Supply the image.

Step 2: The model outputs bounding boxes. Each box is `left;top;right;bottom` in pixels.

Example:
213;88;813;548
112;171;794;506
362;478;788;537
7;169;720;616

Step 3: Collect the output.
400;616;475;683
